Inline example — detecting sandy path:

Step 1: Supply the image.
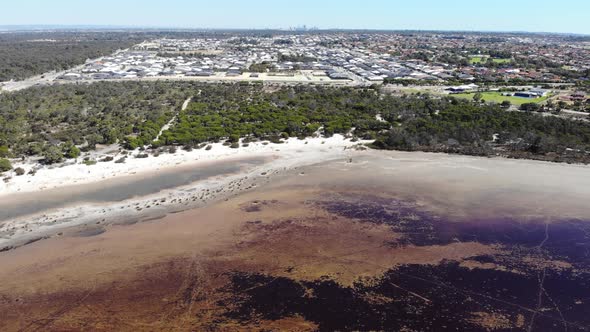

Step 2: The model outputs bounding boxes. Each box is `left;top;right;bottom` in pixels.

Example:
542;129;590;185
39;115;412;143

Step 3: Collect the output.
154;95;193;142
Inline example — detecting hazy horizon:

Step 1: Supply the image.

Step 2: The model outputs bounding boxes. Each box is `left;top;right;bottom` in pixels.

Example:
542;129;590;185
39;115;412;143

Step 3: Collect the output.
0;24;588;36
1;0;589;35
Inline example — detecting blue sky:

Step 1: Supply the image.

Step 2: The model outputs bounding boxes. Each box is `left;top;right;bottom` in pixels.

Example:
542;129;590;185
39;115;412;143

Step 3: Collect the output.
1;0;588;34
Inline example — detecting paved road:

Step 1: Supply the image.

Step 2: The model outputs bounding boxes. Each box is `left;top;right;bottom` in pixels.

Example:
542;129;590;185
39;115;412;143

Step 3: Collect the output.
1;74;373;92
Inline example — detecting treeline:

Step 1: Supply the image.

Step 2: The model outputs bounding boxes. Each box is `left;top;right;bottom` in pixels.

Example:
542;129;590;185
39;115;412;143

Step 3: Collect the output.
3;82;590;168
0;32;147;81
158;85;389;147
278;54;317;63
373;96;590;163
159;85;590;163
0;81;192;162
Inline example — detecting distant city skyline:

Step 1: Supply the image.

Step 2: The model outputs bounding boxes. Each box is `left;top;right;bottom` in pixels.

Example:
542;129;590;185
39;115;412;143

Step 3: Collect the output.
1;0;589;35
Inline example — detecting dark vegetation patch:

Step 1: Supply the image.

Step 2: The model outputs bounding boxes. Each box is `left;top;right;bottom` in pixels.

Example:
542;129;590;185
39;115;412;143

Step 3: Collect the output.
242;205;262;212
239;200;280;213
314;194;590;270
224;261;590;331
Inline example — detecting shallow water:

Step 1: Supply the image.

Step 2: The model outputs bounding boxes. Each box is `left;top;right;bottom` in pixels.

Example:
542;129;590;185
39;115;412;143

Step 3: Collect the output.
1;152;590;331
0;157;266;221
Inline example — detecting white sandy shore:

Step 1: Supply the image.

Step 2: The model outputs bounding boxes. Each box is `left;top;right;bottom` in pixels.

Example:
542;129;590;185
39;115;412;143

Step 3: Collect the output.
4;135;590;251
0;135;366;248
0;135;361;197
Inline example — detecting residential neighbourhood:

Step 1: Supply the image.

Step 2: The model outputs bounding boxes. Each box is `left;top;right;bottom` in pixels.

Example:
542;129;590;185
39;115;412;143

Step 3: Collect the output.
1;31;588;113
56;32;589;88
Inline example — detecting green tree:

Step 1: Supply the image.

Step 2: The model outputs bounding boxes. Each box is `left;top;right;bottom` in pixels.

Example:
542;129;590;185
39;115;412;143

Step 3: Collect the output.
62;143;81;159
42;146;64;164
520;103;541;112
473;92;483;103
0;158;12;172
27;143;44;156
227;134;240;143
0;146;10;158
123;137;140;150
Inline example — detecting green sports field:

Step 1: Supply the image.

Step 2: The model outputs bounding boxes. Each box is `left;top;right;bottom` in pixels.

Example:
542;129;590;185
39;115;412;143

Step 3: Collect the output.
469;57;512;64
452;92;550;106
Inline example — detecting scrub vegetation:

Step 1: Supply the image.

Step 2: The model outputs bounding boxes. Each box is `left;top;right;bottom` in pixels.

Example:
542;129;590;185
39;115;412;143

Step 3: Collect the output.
2;81;590;166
